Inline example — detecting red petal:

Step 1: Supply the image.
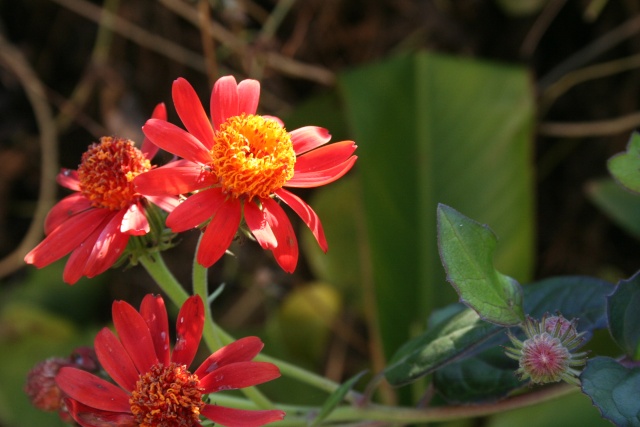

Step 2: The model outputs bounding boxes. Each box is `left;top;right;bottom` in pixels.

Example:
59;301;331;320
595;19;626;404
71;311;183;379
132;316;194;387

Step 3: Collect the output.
121;202;149;235
94;328;139;391
83;209;130;278
44;193;92;235
195;336;264;378
171;295;205;367
275;189;327;252
134;159;216;196
143;119;211;164
140;294;171;365
211;75;239;130
243;200;277;250
294;141;357;173
24;208;111;268
145;195;180;213
290;126;331;155
166;187;226;232
112;300;159;374
202;405;285;427
237;79;260;115
57;169;81;191
286;156;357;188
200;361;281;393
64;398;136;427
197;197;242;267
55;367;130;412
140;103;167;159
262;198;298;273
62;213;114;284
173;78;215;149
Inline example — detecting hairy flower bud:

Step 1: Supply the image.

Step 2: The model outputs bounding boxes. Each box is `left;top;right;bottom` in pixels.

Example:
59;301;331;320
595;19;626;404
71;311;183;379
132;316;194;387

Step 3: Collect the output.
504;314;588;386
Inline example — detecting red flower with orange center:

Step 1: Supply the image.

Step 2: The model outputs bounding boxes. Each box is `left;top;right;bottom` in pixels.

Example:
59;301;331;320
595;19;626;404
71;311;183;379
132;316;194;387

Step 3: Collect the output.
55;294;285;427
24;104;178;284
134;76;357;272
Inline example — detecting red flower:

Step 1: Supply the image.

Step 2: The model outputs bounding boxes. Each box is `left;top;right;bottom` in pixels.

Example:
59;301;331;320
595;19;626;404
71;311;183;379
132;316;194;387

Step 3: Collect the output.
134;76;357;272
24;104;179;284
56;294;285;427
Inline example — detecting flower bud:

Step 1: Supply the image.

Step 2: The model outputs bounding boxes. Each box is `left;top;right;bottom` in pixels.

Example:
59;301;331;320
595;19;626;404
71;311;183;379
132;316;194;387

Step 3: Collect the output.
504;314;588;386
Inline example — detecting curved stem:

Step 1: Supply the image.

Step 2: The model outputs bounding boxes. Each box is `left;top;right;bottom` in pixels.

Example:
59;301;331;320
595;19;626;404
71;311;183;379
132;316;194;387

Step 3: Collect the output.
211;383;577;426
192;235;273;409
139;252;189;307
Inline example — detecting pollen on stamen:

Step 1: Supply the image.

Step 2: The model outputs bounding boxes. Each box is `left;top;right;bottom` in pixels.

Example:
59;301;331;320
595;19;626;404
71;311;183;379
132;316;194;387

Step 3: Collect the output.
129;362;204;427
210;114;295;200
77;136;151;210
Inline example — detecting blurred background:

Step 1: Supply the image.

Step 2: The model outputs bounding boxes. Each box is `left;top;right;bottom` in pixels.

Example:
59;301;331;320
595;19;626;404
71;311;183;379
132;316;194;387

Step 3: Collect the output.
1;0;640;426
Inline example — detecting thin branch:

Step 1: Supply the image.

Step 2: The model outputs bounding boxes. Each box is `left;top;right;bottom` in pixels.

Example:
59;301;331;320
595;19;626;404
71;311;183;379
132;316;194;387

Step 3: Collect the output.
0;34;58;279
159;0;336;85
539;111;640;137
49;0;207;72
539;13;640;89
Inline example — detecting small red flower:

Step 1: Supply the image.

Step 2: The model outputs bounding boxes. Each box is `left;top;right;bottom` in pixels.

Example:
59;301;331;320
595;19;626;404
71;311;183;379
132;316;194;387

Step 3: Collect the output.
24;104;179;284
134;76;357;272
56;294;285;427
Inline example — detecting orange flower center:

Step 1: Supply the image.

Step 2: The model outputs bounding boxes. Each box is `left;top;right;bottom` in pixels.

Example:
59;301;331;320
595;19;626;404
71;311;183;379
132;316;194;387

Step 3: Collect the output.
210;114;295;200
77;137;151;210
129;362;204;427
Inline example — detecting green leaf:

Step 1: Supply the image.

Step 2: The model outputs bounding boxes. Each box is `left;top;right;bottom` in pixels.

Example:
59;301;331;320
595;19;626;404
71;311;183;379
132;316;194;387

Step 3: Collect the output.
340;52;535;360
311;371;366;426
586;178;640;239
581;356;640;427
385;305;503;386
607;272;640;359
433;347;521;403
607;132;640;194
437;204;525;326
384;275;610;388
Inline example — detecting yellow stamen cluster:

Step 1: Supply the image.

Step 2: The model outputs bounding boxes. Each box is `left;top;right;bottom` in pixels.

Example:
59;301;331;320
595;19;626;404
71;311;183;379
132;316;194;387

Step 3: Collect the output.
77;137;151;210
129;362;204;427
210;114;295;200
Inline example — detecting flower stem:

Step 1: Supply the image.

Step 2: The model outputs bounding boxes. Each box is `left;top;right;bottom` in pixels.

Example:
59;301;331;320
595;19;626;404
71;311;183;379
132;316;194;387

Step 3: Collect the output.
210;383;577;426
138;252;189;306
191;235;274;409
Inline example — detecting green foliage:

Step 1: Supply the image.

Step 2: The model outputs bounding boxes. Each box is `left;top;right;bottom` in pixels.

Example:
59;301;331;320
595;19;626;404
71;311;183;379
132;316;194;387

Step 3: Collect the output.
607;273;640;360
384;275;610;391
339;52;535;360
587;178;640;239
437;204;525;326
581;357;640;427
607;132;640;194
311;371;365;426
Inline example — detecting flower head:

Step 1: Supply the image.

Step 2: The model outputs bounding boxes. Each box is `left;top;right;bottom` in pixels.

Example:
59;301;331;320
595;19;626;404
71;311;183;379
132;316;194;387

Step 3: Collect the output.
24;104;179;284
55;294;285;427
504;314;588;386
24;347;99;422
134;76;357;272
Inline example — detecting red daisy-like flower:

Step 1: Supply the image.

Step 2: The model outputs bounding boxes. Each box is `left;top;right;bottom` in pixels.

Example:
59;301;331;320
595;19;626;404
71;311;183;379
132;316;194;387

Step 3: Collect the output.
134;76;357;272
24;104;179;284
56;294;285;427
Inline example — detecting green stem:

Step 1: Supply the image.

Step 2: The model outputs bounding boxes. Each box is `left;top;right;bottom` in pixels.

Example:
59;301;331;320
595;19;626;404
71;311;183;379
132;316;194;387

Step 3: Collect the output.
139;253;189;306
210;383;577;426
192;235;274;409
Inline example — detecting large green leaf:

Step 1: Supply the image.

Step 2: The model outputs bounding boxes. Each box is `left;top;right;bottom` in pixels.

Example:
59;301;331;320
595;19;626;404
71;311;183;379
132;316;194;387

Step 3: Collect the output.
581;356;640;427
340;52;535;359
607;132;640;194
437;204;524;325
607;272;640;359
